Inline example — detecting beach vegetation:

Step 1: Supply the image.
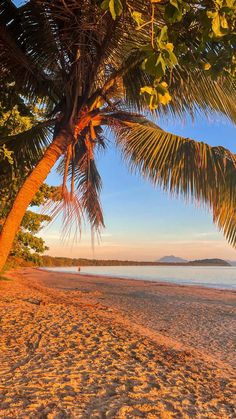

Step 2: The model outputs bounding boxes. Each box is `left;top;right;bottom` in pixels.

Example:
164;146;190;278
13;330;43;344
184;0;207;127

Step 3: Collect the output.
0;177;55;267
0;100;56;266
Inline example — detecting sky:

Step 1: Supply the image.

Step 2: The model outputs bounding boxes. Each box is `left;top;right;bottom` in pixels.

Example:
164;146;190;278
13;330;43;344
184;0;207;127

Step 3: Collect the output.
13;0;236;261
40;114;236;262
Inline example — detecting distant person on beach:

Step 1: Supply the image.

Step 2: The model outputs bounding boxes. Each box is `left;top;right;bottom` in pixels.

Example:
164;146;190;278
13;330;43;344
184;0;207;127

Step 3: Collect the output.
78;267;81;272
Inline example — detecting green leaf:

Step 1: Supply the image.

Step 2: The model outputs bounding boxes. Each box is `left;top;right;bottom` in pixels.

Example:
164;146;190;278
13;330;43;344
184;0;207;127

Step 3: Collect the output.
140;81;172;109
132;11;144;28
0;145;13;164
155;54;167;76
109;0;123;20
207;10;229;37
156;26;168;46
156;82;172;105
170;0;180;9
142;54;158;76
100;0;110;10
163;48;178;66
142;52;167;78
0;120;54;171
212;13;222;36
140;86;156;96
164;3;183;22
220;14;229;29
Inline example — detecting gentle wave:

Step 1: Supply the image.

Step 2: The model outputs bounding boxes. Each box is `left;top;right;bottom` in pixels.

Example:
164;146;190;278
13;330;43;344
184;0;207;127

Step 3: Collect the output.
43;265;236;290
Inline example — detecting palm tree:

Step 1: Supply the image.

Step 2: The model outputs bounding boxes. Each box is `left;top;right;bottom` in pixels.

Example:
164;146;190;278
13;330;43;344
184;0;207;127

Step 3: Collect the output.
0;0;236;270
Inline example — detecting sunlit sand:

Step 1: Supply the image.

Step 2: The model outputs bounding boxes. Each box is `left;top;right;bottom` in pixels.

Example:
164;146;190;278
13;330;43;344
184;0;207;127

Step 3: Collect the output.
0;268;235;418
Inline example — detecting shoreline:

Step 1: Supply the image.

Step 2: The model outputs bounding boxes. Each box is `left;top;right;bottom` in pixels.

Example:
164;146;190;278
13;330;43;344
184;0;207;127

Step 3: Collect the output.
0;268;235;417
41;266;236;292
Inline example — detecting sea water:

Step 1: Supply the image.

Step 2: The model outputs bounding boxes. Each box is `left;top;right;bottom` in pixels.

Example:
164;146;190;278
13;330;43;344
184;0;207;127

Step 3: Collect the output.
43;265;236;290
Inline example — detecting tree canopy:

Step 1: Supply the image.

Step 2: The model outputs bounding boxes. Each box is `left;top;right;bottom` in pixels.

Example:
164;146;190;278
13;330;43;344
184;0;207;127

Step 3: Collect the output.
0;0;236;270
0;99;54;266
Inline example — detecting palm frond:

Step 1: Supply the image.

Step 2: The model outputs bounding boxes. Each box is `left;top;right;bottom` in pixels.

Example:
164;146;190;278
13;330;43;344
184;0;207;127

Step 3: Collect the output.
1;0;236;250
52;134;104;237
0;119;55;171
212;167;236;246
167;70;236;123
77;153;104;232
0;26;59;104
68;137;104;232
44;185;83;242
213;199;236;247
110;115;236;207
109;115;236;246
0;0;62;104
122;58;236;123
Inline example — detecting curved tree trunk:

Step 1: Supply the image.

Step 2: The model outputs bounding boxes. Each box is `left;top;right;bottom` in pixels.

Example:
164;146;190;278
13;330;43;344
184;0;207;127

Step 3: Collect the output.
0;130;69;271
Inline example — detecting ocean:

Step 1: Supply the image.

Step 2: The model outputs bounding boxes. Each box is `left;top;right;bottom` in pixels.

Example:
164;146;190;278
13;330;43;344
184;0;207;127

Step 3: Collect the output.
43;265;236;290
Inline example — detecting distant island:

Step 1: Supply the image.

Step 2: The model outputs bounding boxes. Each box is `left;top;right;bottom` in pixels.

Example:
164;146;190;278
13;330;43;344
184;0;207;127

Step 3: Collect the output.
157;255;188;264
157;255;230;266
41;255;231;267
188;258;231;266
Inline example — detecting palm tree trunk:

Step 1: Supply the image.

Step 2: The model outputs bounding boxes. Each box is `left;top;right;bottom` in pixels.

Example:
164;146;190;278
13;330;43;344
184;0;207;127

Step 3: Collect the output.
0;130;69;271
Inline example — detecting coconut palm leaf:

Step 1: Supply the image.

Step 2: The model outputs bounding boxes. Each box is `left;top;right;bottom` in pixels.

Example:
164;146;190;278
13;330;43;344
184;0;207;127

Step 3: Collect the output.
0;33;55;104
167;70;236;123
212;155;236;242
109;115;236;208
213;200;236;247
111;113;236;245
0;119;55;170
1;0;236;266
54;134;104;236
122;59;236;123
0;0;61;104
78;156;104;232
212;162;236;246
70;139;104;231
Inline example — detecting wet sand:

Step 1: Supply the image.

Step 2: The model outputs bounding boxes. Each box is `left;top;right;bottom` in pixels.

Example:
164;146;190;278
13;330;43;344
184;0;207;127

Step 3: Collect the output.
0;268;235;418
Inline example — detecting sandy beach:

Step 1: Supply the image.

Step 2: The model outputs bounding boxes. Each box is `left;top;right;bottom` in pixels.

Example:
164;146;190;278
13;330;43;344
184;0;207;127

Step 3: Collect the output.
0;268;235;418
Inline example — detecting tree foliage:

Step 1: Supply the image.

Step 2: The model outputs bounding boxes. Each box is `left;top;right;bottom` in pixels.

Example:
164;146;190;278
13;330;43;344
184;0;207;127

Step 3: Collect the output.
0;99;55;265
0;0;236;249
9;211;51;265
0;183;53;265
98;0;236;108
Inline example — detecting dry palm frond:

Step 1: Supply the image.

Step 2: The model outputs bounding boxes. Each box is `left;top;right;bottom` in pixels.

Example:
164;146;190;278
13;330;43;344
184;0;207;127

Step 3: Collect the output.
42;185;83;242
53;129;105;237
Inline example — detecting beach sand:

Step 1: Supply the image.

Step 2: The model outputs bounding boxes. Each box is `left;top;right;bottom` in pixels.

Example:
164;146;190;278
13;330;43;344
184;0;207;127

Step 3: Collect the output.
0;268;235;418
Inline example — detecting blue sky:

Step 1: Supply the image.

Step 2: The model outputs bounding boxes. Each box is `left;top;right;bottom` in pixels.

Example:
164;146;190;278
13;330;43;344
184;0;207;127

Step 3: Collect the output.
42;114;236;261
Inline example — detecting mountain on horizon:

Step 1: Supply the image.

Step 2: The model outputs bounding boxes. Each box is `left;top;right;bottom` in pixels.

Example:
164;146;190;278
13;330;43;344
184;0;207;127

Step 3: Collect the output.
227;260;236;266
157;255;188;264
190;258;230;266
